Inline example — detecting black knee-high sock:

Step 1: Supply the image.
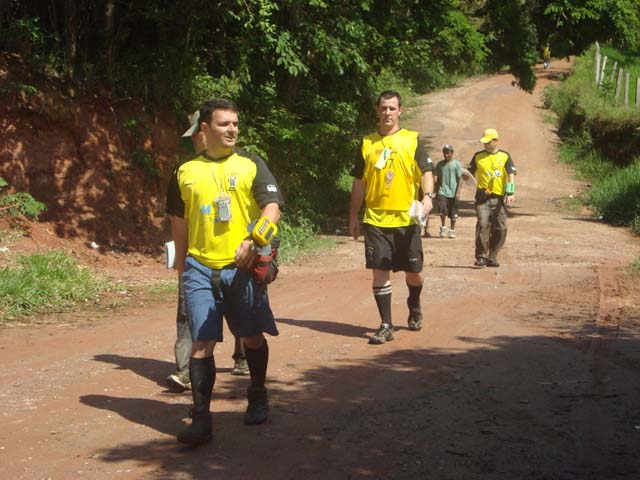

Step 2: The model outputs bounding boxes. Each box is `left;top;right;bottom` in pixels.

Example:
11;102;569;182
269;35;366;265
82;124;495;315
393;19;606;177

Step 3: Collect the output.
245;339;268;388
189;356;215;417
233;336;246;361
373;285;392;325
407;283;423;310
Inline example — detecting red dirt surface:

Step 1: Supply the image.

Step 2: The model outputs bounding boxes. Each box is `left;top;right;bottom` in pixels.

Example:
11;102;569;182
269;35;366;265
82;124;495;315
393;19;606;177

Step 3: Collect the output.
1;61;639;479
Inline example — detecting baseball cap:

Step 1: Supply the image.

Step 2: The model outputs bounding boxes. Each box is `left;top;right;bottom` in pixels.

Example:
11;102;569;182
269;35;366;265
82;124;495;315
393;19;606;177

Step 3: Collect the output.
480;128;499;143
181;110;200;137
442;144;454;152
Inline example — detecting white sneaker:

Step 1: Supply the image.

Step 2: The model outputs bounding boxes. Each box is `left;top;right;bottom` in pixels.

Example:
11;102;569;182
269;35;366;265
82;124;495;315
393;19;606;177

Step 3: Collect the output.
448;229;456;238
166;372;191;392
439;226;448;237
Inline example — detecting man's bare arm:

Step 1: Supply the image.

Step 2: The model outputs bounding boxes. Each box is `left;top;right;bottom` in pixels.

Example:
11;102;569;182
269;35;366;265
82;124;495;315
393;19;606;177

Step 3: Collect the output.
349;178;365;239
171;215;189;276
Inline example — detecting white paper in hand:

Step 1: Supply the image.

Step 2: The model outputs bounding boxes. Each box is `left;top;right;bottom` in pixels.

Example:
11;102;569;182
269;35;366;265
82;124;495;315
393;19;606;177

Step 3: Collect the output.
164;241;175;269
408;200;427;227
461;168;477;188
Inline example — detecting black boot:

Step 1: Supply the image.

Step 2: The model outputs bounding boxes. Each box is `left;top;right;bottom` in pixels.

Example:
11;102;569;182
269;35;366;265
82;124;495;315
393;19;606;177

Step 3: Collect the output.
407;304;423;331
177;357;215;445
244;385;269;425
244;340;269;425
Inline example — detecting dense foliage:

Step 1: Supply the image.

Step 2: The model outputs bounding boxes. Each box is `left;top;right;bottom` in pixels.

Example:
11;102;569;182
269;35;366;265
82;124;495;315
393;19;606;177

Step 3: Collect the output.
2;0;639;225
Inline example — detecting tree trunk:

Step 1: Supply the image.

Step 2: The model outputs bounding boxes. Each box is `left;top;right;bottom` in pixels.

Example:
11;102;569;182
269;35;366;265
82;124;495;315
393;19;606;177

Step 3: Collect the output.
105;0;116;84
64;0;77;80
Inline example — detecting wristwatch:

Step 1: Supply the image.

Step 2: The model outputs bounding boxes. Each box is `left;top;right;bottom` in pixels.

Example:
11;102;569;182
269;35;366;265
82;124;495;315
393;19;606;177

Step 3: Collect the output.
424;192;436;199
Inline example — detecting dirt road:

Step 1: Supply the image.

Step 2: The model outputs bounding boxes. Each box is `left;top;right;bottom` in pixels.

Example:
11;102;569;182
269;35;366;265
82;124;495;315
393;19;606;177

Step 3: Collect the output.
1;63;639;480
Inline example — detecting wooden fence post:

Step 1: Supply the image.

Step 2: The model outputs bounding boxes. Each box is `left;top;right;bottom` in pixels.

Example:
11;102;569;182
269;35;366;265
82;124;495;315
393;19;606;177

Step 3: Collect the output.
615;68;623;101
595;42;601;84
599;56;608;86
610;61;618;83
624;72;630;106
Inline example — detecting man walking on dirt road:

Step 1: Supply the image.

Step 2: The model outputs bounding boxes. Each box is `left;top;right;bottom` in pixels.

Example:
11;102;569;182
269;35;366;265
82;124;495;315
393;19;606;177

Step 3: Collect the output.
165;98;284;445
165;116;250;394
349;90;435;344
468;128;516;267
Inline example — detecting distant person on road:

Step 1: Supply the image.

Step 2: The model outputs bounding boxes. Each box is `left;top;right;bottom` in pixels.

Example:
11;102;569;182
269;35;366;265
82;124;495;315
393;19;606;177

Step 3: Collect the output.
349;90;435;345
468;128;516;268
165;115;249;394
433;144;463;238
543;43;551;69
166;98;284;445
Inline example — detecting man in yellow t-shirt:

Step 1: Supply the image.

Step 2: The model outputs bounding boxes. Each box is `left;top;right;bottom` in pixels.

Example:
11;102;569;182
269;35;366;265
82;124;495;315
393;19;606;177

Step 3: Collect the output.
349;90;435;345
165;118;249;396
166;98;284;445
468;128;517;268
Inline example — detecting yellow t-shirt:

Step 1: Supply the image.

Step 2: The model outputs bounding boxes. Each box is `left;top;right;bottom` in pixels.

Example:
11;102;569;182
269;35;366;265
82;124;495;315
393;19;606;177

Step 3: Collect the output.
166;148;283;268
469;149;516;196
351;129;433;227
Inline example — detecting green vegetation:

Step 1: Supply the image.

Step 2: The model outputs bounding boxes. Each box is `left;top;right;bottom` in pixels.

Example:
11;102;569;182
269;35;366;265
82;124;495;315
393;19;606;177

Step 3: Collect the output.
2;1;638;227
0;251;111;321
144;279;178;295
121;119;159;179
545;45;640;234
278;217;335;264
0;177;46;220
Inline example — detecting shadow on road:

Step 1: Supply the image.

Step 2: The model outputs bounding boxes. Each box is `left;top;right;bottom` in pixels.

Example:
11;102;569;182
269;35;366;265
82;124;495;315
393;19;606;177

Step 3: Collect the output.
94;354;175;388
81;394;188;436
94;354;238;388
81;325;640;480
276;317;372;339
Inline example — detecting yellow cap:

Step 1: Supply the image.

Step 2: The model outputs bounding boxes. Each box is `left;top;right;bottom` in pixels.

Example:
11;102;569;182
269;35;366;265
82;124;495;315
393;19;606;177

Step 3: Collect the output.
480;128;499;143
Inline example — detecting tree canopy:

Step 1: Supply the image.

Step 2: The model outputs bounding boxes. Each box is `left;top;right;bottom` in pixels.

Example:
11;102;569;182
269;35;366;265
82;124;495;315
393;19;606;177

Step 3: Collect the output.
2;0;638;220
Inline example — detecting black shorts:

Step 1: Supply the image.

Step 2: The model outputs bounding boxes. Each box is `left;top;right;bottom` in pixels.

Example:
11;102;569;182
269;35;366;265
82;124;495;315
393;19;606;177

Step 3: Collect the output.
363;223;423;272
437;195;459;219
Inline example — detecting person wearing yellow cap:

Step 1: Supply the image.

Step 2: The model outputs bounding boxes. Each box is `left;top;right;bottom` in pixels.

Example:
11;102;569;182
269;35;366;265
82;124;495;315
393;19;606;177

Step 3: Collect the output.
468;128;516;267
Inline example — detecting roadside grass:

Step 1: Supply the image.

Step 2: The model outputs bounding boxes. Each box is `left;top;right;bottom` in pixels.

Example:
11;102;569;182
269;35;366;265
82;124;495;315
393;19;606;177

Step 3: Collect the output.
552;193;586;214
633;257;640;272
558;140;640;232
0;228;22;243
547;44;640;235
589;161;640;229
144;278;177;295
278;217;335;263
0;250;111;322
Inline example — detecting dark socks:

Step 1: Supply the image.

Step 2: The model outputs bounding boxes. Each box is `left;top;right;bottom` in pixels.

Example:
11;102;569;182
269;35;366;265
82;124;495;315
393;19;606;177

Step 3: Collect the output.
233;336;246;361
245;339;269;388
189;356;215;417
373;285;392;325
407;283;423;310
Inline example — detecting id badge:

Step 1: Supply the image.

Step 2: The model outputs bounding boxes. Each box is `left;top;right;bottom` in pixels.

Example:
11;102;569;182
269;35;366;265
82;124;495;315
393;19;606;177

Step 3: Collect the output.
215;194;232;222
375;147;392;169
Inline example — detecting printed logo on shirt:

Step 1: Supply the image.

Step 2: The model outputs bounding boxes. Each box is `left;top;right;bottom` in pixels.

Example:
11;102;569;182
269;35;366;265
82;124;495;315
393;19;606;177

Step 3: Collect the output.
228;174;237;191
266;184;278;192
